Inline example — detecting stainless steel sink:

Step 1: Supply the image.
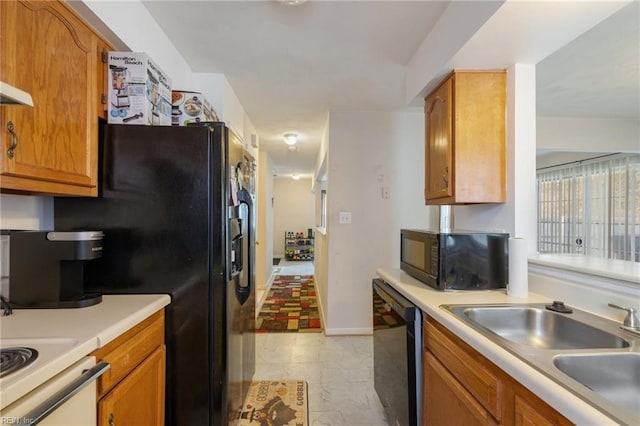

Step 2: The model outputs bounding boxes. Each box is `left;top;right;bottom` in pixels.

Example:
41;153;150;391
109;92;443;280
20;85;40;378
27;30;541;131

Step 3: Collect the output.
460;306;629;349
442;303;639;425
554;353;640;417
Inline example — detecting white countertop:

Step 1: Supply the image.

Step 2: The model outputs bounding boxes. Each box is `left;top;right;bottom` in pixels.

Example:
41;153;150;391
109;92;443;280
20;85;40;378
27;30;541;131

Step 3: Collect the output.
0;294;171;410
376;268;621;426
529;253;640;285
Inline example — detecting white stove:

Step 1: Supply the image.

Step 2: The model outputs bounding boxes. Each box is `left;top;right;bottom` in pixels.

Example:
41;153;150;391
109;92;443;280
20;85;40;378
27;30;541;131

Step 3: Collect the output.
0;338;107;425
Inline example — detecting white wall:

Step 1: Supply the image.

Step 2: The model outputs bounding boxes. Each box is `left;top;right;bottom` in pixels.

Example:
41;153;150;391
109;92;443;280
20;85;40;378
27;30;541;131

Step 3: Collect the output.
314;118;330;327
78;0;193;89
0;194;52;230
192;73;250;143
324;110;431;334
256;151;274;290
537;117;640;153
272;178;315;258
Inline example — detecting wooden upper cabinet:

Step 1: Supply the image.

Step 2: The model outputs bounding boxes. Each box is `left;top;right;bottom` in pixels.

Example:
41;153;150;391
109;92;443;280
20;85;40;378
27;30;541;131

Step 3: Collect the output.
424;70;506;205
425;78;453;200
96;38;113;120
0;0;101;196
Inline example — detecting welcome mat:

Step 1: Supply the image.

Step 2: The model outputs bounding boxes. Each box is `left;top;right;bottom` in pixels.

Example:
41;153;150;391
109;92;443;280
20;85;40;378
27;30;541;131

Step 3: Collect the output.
256;275;322;333
235;380;308;426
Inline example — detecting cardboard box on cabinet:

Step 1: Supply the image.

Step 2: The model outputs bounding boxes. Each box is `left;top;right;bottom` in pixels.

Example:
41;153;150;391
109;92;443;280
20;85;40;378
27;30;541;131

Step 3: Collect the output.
171;90;219;126
107;52;172;126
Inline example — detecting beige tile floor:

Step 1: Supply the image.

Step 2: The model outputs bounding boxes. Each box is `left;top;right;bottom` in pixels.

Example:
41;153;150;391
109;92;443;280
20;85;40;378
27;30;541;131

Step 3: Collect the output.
254;259;389;425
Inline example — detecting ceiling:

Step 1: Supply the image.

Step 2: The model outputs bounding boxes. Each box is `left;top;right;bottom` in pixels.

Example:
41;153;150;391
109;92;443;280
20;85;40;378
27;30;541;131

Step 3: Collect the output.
142;0;448;177
141;1;639;178
536;1;639;119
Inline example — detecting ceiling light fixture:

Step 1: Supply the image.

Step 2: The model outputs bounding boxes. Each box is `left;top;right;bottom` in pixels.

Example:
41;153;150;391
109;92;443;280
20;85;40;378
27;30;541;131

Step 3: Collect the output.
291;174;301;180
283;133;298;146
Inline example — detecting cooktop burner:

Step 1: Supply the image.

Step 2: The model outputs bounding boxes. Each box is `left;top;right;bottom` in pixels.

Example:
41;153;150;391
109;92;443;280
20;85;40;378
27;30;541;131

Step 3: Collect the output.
0;347;38;378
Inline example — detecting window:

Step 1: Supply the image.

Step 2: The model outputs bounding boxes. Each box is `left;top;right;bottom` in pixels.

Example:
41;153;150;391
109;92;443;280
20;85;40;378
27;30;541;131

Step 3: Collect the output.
537;154;640;262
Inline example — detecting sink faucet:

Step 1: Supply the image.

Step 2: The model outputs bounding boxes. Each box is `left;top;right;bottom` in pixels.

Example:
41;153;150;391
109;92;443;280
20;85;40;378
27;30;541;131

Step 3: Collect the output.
608;303;639;328
0;295;12;316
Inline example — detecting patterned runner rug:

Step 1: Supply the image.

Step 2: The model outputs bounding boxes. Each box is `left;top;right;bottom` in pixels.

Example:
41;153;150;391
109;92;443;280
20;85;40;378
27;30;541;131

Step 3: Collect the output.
235;380;308;426
256;275;322;333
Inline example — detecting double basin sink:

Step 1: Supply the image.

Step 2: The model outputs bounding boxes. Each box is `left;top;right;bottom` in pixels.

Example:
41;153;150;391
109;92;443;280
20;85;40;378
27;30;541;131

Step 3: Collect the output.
442;303;640;425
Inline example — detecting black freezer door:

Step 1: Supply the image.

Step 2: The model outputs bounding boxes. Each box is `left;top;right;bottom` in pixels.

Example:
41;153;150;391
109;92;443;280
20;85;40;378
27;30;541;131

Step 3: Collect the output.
54;123;228;425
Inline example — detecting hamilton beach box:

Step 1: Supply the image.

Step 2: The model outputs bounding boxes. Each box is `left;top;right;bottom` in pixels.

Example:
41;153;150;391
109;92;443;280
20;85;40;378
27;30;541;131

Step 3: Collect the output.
107;52;172;126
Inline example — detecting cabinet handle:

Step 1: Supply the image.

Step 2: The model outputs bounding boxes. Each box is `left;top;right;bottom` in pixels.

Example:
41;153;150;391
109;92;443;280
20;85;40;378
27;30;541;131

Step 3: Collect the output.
7;121;18;159
109;413;115;426
442;166;449;185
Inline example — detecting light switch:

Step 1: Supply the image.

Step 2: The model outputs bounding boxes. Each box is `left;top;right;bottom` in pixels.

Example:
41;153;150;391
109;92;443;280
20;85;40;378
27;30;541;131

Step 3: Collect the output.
339;211;352;224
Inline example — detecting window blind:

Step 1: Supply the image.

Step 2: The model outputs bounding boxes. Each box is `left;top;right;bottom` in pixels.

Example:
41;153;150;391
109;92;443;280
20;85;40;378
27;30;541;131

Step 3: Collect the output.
537;154;640;262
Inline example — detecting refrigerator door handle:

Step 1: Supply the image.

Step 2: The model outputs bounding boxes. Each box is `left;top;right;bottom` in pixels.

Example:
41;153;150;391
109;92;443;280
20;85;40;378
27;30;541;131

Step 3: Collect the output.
232;234;243;276
237;190;253;291
230;217;243;278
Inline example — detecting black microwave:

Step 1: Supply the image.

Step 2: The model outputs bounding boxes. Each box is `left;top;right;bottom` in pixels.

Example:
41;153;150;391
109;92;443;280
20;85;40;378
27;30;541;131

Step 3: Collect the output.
400;229;508;291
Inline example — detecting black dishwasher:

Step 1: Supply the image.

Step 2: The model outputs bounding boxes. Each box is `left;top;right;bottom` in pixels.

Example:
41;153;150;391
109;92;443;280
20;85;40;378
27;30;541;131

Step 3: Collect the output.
372;278;422;426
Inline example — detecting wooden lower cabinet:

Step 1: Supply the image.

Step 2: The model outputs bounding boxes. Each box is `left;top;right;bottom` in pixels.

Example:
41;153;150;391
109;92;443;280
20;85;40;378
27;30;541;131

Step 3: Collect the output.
513;387;573;426
98;345;165;426
422;316;572;426
92;310;166;426
423;352;497;425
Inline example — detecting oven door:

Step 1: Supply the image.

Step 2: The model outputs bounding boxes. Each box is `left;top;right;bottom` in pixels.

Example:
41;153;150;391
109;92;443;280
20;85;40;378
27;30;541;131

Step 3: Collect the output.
1;357;109;425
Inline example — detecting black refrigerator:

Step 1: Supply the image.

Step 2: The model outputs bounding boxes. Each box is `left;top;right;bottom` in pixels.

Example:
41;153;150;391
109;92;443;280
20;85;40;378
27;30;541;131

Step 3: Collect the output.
54;122;256;425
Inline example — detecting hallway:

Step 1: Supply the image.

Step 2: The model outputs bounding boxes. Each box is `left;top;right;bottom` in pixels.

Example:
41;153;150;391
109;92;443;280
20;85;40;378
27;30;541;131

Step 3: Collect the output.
254;260;389;425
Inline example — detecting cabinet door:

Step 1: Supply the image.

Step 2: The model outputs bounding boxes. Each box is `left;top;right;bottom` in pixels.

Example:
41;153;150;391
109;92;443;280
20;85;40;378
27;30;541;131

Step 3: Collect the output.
0;0;98;195
423;351;497;426
98;345;166;426
513;391;572;426
96;39;111;120
424;77;453;202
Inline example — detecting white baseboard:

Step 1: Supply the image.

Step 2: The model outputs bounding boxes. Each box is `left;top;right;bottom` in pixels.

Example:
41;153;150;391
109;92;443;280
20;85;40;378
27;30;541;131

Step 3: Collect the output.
312;277;370;336
256;271;278;310
266;270;276;289
323;327;373;336
315;282;327;331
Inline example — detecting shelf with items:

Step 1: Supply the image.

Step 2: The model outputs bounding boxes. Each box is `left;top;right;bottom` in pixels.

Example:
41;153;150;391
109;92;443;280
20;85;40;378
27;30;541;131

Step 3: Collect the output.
284;231;314;261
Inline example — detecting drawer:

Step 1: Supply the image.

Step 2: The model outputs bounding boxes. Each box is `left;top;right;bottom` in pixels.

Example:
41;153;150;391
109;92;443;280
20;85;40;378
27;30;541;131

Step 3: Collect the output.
92;310;165;397
424;317;503;421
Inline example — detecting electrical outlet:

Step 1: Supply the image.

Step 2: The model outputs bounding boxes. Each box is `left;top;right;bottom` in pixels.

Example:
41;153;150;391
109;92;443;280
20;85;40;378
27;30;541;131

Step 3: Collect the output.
339;211;352;224
382;187;390;199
